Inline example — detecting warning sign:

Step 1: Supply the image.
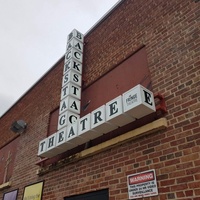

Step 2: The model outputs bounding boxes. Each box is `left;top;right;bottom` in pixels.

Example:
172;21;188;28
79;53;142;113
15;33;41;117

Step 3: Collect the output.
127;169;158;199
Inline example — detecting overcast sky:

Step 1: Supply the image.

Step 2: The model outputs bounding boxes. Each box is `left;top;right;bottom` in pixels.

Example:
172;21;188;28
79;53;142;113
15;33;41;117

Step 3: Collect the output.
0;0;120;117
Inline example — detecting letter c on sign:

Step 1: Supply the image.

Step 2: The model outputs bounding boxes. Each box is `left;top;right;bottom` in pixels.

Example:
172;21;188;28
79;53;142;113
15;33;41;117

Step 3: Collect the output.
74;52;81;60
69;115;77;124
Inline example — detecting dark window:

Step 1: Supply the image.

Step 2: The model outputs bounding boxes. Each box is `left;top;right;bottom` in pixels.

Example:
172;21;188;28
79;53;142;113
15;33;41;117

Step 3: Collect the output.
64;189;109;200
47;108;59;136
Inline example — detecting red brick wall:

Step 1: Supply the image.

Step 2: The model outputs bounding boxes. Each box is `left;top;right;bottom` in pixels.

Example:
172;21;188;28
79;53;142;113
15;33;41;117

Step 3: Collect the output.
0;59;63;193
1;0;200;199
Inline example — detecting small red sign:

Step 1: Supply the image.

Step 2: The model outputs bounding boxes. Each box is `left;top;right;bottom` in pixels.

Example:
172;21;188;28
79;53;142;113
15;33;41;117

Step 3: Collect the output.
128;171;154;185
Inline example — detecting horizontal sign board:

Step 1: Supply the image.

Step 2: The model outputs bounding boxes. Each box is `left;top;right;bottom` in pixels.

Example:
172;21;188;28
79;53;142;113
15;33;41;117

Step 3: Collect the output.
38;84;155;158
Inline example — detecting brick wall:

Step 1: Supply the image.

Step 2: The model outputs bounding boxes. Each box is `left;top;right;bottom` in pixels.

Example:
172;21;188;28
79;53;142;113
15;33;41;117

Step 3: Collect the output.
0;59;64;192
0;0;199;199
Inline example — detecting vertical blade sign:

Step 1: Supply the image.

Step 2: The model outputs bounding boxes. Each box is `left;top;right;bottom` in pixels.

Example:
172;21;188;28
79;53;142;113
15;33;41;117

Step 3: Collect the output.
58;29;84;145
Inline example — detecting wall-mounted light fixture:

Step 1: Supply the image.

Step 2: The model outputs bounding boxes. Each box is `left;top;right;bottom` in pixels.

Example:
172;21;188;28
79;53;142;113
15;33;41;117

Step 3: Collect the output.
10;120;27;134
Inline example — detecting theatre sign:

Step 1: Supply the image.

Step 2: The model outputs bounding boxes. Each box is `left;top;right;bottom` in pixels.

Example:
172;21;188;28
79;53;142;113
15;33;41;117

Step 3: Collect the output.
37;29;156;158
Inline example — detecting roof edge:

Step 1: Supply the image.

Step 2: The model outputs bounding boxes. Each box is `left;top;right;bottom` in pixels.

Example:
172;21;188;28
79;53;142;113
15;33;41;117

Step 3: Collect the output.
85;0;124;36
